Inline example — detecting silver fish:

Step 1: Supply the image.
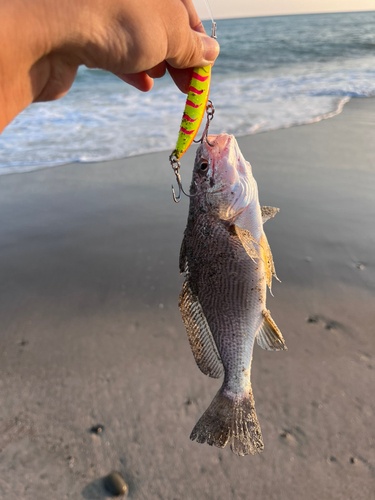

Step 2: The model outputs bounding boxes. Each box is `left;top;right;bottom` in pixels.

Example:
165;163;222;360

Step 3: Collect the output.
179;134;287;456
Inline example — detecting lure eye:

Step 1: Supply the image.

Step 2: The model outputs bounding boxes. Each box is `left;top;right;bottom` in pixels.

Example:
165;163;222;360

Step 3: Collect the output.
199;161;209;173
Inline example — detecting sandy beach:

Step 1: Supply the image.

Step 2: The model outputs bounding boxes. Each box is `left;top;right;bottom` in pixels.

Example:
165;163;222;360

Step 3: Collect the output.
0;97;374;499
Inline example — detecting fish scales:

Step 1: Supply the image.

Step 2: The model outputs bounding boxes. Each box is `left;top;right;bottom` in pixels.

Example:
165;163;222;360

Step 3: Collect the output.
183;215;263;378
179;134;287;456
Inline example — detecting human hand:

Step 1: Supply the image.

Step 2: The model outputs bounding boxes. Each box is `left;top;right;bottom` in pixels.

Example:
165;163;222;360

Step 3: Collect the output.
114;0;219;93
38;0;219;97
0;0;219;132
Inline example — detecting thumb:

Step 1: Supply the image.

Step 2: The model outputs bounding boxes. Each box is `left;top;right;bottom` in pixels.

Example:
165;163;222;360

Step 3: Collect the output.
166;29;219;69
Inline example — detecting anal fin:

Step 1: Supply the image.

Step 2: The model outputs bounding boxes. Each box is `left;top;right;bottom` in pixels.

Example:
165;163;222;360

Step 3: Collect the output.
179;279;224;378
257;309;287;351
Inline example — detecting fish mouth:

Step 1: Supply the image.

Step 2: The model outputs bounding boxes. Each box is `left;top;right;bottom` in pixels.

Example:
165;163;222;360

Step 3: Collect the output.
207;134;234;152
205;134;236;194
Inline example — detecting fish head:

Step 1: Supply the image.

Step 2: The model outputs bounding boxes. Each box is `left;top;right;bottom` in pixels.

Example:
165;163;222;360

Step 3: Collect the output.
192;134;258;221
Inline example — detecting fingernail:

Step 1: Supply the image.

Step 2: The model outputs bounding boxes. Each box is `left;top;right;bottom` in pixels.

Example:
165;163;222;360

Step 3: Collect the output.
202;36;220;63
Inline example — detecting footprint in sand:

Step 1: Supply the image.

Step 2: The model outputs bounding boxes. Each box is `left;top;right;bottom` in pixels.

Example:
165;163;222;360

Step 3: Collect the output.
306;315;345;333
324;320;341;331
348;456;375;474
306;315;318;324
358;352;373;370
279;427;308;457
279;430;298;445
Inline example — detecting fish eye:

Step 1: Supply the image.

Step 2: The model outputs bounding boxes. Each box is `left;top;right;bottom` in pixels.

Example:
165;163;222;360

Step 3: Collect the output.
199;160;209;173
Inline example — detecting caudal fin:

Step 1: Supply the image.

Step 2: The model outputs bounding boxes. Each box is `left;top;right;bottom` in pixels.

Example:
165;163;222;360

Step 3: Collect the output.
190;388;264;456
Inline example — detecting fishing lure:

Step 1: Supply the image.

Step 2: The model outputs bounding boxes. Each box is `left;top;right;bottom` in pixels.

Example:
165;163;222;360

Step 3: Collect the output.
172;65;212;161
170;7;217;203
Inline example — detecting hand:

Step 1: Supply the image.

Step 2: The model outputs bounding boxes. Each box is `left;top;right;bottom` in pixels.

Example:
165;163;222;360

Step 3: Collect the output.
114;0;219;93
0;0;219;132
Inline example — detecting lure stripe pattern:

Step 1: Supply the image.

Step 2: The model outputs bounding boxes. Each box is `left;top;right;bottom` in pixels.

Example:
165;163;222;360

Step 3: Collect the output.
192;72;209;82
186;100;201;109
173;65;211;159
188;86;204;95
180;127;195;135
183;114;197;123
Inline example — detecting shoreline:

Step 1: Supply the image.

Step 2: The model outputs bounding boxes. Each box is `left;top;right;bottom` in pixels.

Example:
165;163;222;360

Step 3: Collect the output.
0;94;370;177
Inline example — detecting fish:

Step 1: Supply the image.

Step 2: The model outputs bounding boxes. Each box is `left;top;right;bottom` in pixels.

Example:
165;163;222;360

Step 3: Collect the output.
178;133;287;456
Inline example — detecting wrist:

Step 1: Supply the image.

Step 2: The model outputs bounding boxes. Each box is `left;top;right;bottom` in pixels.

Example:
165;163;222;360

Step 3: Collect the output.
0;1;49;130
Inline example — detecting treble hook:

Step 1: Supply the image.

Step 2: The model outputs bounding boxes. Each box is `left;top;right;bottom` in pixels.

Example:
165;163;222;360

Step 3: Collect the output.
170;153;195;203
170;99;215;203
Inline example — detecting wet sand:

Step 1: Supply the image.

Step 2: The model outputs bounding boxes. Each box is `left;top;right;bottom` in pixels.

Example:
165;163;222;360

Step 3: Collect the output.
0;97;374;499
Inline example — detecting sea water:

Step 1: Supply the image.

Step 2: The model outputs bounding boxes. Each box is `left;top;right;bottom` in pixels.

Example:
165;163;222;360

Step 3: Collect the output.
1;11;375;173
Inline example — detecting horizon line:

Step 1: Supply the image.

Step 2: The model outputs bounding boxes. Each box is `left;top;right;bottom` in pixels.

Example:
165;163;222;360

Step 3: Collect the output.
200;8;375;22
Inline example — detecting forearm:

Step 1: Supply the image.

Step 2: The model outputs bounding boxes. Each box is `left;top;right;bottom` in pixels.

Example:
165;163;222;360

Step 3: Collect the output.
1;1;43;131
0;0;85;133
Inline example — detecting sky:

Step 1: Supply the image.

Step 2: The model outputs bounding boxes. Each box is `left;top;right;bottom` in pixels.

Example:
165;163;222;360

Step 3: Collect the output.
194;0;375;20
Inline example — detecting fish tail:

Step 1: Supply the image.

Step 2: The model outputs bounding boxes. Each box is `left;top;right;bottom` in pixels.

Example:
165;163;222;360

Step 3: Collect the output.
190;386;264;456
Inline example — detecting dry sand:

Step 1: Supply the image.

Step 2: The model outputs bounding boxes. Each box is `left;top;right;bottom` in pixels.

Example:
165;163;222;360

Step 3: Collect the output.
0;97;374;499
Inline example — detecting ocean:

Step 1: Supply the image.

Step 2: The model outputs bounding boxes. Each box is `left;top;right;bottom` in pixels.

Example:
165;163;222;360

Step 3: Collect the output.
1;11;375;174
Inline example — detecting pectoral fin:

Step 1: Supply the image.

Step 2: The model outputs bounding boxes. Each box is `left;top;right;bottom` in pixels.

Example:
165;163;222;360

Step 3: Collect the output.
179;278;224;379
234;225;260;262
259;231;279;292
257;310;287;351
261;206;279;224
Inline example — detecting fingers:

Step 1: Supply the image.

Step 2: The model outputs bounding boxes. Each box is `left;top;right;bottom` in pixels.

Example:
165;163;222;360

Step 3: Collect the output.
166;29;219;69
116;62;167;92
165;0;219;70
146;62;167;79
116;72;154;92
111;0;218;92
166;63;194;94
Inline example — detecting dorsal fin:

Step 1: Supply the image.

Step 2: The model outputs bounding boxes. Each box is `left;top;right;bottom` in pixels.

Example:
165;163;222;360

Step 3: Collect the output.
179;278;224;379
257;310;287;351
234;225;260;262
261;206;279;224
259;231;279;293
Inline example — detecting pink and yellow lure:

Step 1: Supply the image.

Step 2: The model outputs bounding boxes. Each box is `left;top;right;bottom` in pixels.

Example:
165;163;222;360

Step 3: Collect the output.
172;65;211;160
